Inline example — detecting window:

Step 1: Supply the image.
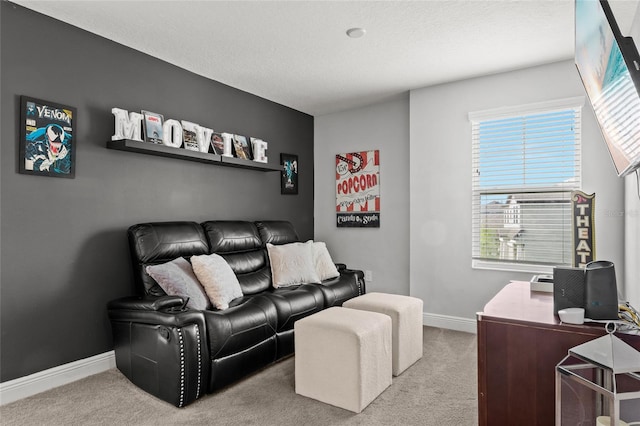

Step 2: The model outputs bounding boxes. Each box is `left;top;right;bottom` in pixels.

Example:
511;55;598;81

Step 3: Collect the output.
469;97;583;272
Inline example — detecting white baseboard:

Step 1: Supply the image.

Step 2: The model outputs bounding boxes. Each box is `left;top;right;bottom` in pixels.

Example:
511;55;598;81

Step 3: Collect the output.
423;312;477;334
0;314;474;405
0;351;116;406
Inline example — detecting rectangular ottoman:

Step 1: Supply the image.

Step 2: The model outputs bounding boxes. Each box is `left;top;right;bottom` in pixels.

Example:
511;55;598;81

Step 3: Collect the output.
344;292;423;376
294;307;392;413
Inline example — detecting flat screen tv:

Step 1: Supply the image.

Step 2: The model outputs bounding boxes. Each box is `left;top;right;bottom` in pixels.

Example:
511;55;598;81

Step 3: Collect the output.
575;0;640;177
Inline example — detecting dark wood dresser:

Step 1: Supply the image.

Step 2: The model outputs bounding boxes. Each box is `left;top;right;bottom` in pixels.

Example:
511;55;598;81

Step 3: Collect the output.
477;281;640;426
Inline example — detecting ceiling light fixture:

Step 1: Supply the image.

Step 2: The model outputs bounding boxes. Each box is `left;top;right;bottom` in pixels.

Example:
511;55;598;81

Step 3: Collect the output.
346;28;366;39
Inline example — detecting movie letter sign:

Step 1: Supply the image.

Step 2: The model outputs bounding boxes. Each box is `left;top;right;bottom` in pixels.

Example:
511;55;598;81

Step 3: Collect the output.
572;190;595;267
336;150;380;228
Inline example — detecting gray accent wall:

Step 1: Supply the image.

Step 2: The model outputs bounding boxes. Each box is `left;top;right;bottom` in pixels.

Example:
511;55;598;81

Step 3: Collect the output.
0;2;314;382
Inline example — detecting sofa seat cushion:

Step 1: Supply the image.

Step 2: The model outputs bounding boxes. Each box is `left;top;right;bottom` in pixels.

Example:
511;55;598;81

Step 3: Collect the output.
314;274;362;307
255;221;299;245
203;294;277;360
129;222;210;296
202;221;272;295
264;284;325;332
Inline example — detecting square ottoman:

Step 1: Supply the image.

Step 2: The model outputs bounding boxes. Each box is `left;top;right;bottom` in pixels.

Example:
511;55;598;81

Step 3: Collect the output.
294;306;392;413
344;292;423;376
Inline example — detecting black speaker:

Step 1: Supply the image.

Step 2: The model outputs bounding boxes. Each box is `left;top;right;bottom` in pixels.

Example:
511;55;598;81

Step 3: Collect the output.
584;260;619;320
553;266;585;313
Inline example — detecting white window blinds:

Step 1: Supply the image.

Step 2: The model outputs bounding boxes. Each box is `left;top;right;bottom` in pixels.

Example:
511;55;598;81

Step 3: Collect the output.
470;98;583;269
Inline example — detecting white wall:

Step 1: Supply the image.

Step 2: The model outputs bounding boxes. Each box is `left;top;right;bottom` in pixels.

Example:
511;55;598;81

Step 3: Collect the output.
314;94;410;295
409;60;626;321
315;60;627;327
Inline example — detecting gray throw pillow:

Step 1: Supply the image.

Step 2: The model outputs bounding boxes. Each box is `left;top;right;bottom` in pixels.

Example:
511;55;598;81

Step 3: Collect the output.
146;257;210;310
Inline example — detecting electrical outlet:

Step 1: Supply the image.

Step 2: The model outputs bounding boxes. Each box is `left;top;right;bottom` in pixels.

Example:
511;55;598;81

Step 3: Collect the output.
365;270;373;282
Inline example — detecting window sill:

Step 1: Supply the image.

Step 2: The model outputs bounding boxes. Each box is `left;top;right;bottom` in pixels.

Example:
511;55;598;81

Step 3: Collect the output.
472;259;555;275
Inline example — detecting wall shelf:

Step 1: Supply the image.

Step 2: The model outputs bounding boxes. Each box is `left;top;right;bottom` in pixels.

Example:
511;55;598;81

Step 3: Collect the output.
107;139;282;172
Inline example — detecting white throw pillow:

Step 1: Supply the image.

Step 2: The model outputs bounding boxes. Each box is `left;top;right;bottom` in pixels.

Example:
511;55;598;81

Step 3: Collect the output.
267;241;320;288
191;253;243;310
312;241;340;281
145;257;210;310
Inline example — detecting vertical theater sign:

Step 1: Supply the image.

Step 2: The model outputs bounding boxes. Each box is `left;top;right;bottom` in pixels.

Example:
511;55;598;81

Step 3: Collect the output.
571;190;596;267
336;150;380;228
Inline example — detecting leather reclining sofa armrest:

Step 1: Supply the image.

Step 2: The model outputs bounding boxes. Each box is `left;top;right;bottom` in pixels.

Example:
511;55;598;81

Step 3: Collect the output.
338;267;366;295
107;295;184;312
108;306;206;329
108;296;207;329
108;296;210;408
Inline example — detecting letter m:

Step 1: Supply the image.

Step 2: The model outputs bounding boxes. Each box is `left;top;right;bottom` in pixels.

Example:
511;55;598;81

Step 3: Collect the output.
112;108;143;141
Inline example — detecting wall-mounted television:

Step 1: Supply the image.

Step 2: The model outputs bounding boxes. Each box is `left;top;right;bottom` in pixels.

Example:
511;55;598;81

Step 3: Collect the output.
575;0;640;177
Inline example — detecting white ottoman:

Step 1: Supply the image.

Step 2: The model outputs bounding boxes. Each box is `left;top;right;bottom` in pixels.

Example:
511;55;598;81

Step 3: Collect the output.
294;307;392;413
344;292;423;376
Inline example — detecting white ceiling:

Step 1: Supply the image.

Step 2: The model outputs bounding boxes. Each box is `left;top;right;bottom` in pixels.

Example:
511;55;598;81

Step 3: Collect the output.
12;0;640;116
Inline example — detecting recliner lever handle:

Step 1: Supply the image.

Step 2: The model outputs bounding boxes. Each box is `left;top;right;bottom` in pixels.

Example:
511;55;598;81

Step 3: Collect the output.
159;327;170;341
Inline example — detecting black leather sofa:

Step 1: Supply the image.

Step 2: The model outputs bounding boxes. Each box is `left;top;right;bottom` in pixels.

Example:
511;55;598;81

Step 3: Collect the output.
107;220;365;407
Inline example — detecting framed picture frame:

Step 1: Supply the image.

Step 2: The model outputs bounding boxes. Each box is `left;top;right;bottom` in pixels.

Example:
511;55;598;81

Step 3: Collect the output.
336;150;380;227
233;134;253;160
210;132;225;155
19;96;77;178
182;120;199;152
141;110;164;144
281;153;298;194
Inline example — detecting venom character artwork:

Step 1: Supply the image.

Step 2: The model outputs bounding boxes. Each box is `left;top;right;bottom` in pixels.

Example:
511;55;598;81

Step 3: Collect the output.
19;97;76;178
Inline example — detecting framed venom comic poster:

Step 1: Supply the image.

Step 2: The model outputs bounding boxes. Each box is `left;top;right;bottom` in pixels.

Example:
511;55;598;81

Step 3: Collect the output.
19;96;76;178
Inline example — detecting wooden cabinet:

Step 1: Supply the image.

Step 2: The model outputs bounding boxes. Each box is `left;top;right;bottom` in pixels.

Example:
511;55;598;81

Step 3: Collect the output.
477;281;640;426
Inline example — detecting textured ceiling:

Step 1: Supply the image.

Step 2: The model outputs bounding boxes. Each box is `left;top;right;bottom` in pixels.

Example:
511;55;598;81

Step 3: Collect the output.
11;0;640;116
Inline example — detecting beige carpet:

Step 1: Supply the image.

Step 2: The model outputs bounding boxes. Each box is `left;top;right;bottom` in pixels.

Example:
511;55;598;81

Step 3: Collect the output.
0;327;477;425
